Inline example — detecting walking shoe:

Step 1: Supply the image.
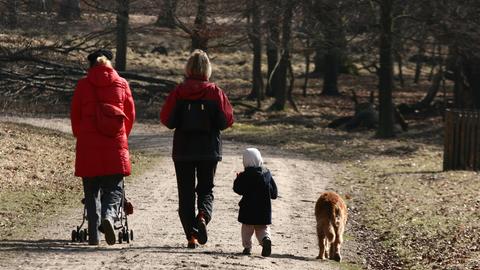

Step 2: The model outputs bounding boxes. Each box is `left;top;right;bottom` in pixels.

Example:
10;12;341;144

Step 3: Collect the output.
187;235;199;249
261;237;271;257
101;218;116;245
242;247;251;255
196;212;208;245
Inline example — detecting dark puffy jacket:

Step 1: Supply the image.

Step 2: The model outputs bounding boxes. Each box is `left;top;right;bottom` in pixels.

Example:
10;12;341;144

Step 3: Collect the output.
233;167;278;225
160;78;234;161
70;64;135;177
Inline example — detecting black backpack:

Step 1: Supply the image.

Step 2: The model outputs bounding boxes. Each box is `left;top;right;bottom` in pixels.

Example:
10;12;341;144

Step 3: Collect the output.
174;100;214;132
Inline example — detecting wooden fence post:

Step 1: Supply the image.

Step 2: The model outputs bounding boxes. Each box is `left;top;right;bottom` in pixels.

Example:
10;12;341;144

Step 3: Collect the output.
444;109;480;171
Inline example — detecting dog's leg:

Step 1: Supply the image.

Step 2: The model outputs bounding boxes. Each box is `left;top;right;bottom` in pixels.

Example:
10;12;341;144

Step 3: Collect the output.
324;237;330;259
331;223;344;262
316;224;326;260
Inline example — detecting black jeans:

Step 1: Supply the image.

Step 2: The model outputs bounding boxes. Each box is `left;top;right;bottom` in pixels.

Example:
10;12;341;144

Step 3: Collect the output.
82;175;124;243
174;160;217;240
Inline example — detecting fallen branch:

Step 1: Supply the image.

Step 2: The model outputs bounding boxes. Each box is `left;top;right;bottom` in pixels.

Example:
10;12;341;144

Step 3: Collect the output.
231;101;264;112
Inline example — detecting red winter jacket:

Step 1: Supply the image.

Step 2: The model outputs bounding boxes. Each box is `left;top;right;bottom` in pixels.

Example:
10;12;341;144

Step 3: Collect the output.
160;78;234;161
70;65;135;177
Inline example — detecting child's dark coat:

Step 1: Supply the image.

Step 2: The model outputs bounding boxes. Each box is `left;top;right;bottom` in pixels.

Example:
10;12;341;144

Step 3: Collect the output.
233;166;278;225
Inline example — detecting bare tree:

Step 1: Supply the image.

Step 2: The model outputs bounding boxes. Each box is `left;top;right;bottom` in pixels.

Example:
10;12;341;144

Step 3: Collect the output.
156;0;177;28
377;0;395;138
27;0;52;13
191;0;208;51
115;0;130;71
312;0;345;96
6;0;18;28
58;0;81;20
265;0;281;97
270;0;295;111
246;0;263;106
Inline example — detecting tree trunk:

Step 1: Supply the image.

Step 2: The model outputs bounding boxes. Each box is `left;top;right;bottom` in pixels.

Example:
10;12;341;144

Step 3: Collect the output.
287;60;299;112
396;52;404;88
7;0;17;28
313;0;345;96
246;0;264;106
303;44;311;97
58;0;81;20
377;0;395;138
312;0;349;78
416;68;443;108
265;0;281;97
115;0;130;71
312;47;324;75
452;57;466;108
191;0;208;51
462;56;480;109
427;43;440;81
270;1;294;111
322;48;340;95
413;43;425;84
156;0;177;28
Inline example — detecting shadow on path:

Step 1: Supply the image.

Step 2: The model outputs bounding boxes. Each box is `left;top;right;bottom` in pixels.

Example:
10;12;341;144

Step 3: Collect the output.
0;239;315;262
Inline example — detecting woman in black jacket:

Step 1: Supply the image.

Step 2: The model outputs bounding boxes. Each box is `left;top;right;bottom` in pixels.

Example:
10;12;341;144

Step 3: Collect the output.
160;49;234;248
233;148;278;257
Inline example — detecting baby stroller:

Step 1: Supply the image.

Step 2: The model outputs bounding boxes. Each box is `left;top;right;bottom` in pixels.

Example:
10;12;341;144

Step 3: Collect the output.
71;182;134;244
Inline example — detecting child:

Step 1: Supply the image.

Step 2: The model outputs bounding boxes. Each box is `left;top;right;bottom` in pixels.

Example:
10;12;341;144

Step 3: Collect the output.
233;148;278;256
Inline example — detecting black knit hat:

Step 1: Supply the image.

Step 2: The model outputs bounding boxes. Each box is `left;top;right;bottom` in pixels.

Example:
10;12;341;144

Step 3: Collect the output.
87;49;113;66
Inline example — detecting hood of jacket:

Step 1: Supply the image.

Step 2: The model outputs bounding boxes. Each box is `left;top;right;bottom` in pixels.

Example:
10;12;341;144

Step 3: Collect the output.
87;65;120;88
176;78;216;100
243;148;263;168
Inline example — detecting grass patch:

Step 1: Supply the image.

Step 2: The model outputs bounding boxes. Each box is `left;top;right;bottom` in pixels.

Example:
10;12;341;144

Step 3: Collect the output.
0;122;158;239
341;151;480;269
225;120;480;269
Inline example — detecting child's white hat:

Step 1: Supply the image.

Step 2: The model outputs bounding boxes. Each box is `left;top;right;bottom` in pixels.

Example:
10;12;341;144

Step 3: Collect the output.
243;148;263;168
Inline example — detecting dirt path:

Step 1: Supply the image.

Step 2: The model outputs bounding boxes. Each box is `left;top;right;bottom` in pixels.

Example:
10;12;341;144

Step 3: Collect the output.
0;117;360;269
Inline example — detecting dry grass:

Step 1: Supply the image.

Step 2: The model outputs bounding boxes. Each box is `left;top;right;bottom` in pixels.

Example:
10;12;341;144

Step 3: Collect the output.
0;122;153;238
224;98;480;269
0;122;79;237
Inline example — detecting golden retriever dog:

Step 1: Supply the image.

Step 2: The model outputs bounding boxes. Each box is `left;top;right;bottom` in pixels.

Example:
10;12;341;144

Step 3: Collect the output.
315;191;347;262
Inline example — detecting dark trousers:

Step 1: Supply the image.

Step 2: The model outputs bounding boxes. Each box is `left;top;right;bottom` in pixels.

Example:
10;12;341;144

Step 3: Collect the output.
174;160;217;240
82;175;124;243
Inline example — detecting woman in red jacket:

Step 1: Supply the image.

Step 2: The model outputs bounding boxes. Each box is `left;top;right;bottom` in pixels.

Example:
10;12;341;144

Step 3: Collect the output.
70;49;135;246
160;49;234;248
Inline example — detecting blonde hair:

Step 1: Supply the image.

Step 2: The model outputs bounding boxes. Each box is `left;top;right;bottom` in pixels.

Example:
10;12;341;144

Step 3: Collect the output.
185;49;212;80
95;55;112;67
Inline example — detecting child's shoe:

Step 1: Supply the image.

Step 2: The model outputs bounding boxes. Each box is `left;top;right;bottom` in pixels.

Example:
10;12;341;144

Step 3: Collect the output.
196;212;208;245
187;235;199;249
261;237;271;257
242;247;251;255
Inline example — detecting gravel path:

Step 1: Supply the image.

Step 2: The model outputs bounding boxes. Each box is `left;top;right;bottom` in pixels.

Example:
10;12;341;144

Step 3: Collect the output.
0;116;359;269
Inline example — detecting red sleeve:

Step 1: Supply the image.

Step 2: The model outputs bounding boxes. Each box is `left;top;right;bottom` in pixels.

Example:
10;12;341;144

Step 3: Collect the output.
70;80;84;137
123;81;135;136
217;86;234;128
160;87;179;128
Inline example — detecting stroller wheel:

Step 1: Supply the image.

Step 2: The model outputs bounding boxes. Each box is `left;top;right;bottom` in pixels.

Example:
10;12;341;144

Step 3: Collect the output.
118;231;123;244
130;230;134;241
123;230;129;242
78;230;85;243
71;230;77;242
125;231;130;243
